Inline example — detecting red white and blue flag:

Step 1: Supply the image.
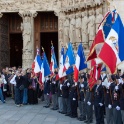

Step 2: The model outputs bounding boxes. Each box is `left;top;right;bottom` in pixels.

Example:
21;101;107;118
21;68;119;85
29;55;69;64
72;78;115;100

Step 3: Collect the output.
50;46;58;75
58;47;65;78
98;13;124;74
87;10;115;61
63;42;75;72
41;52;51;83
74;43;87;82
88;59;102;89
33;48;42;73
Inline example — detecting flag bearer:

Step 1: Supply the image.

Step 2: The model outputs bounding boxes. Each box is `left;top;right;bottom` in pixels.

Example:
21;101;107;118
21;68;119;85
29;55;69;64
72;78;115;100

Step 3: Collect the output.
120;74;124;124
43;76;50;108
61;76;71;115
93;77;104;124
104;75;115;124
84;85;93;124
112;76;122;124
69;83;78;118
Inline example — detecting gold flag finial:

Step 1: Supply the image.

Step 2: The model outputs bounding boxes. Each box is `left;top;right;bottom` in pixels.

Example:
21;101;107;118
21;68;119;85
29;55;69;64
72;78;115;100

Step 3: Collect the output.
51;41;53;46
42;47;44;52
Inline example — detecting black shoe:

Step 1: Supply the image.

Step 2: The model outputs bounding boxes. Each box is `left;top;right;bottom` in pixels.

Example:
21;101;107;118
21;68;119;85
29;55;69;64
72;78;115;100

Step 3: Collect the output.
65;113;71;116
43;106;49;108
78;118;84;121
61;112;66;114
84;120;93;123
71;115;77;118
51;108;57;110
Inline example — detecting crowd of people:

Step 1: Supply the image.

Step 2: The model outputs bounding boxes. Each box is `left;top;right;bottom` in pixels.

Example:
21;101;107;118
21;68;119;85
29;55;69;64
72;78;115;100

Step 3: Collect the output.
0;67;124;124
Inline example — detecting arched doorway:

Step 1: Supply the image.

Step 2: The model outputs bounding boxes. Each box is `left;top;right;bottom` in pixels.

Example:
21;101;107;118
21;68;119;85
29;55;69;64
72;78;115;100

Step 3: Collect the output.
34;12;58;63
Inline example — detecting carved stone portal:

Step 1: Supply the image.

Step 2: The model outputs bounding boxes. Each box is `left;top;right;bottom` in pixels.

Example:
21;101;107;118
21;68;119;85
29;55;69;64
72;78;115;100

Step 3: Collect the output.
19;11;37;69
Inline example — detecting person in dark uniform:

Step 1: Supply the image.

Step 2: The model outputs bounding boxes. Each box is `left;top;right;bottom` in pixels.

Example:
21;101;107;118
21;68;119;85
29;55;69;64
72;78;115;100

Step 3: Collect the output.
84;85;93;124
93;77;104;124
57;78;63;113
112;75;122;124
104;75;115;124
79;75;87;121
50;74;58;110
43;76;50;108
120;74;124;124
69;83;78;118
61;76;71;115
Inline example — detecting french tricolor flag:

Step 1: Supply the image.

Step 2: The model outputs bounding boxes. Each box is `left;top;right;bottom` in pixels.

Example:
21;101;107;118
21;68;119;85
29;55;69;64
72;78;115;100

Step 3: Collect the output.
74;43;87;82
41;52;51;83
33;49;42;73
50;46;58;75
58;47;65;78
98;14;124;74
63;42;75;72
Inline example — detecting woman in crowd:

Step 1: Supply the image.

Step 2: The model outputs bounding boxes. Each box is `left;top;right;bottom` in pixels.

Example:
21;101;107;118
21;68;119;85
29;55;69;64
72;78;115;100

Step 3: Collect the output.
0;74;5;103
28;73;38;105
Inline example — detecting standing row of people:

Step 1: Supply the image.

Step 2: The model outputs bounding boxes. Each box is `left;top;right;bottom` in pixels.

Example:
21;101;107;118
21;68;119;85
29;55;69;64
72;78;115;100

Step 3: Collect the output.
43;71;124;124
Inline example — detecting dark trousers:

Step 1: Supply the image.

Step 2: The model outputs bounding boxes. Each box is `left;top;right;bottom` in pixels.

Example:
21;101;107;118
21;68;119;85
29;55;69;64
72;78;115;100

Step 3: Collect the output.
94;105;104;124
71;100;77;117
16;88;23;105
86;103;93;122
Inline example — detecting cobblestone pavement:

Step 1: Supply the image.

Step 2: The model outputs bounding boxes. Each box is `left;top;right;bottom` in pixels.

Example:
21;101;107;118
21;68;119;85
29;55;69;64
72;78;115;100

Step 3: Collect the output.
0;98;100;124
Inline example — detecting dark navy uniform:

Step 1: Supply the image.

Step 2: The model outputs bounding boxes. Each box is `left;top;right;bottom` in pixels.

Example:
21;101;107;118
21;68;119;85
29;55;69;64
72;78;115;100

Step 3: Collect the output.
44;77;50;107
50;76;58;110
93;84;104;124
112;84;122;124
104;82;115;124
62;79;71;114
69;84;78;118
84;86;93;123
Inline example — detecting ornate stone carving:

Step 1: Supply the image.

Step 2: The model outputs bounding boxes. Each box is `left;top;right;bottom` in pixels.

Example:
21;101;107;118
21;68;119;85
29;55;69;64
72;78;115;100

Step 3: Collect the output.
63;16;70;44
94;0;103;6
81;10;88;43
88;9;95;45
59;17;64;42
75;12;82;42
69;14;76;43
19;11;37;69
95;7;103;33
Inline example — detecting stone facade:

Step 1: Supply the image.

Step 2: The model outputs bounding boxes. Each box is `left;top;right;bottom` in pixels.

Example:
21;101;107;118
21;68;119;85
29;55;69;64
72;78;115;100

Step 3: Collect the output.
0;0;119;69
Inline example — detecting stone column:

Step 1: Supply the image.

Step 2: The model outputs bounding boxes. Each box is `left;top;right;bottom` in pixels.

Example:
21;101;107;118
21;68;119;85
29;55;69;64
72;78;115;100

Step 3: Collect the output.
19;11;37;69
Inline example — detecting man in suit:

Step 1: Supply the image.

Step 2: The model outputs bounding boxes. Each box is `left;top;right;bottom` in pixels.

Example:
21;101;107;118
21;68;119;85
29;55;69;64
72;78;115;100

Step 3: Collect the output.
61;76;71;115
43;76;50;108
93;77;104;124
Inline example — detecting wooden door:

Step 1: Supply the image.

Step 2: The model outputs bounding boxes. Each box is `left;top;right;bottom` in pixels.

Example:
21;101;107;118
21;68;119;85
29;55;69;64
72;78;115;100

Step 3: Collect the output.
0;15;9;69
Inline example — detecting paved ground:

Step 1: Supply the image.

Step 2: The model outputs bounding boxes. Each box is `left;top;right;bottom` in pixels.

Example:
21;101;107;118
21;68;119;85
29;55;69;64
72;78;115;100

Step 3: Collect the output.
0;98;98;124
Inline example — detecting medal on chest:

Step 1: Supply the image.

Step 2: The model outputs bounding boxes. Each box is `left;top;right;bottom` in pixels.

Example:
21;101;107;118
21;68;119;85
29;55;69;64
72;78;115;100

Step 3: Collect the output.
114;92;118;100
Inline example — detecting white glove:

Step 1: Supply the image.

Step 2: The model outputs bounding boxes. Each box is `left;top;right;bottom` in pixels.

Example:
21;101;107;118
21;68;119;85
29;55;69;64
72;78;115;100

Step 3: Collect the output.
81;84;84;88
116;106;120;110
87;101;91;106
108;104;112;109
115;86;118;91
67;83;70;87
60;84;63;90
73;98;76;101
84;99;85;102
47;93;49;95
99;103;103;106
75;82;77;86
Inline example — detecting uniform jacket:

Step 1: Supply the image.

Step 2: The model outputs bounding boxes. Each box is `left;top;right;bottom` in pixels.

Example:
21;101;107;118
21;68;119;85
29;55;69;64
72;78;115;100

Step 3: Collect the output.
93;84;104;107
62;79;70;98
